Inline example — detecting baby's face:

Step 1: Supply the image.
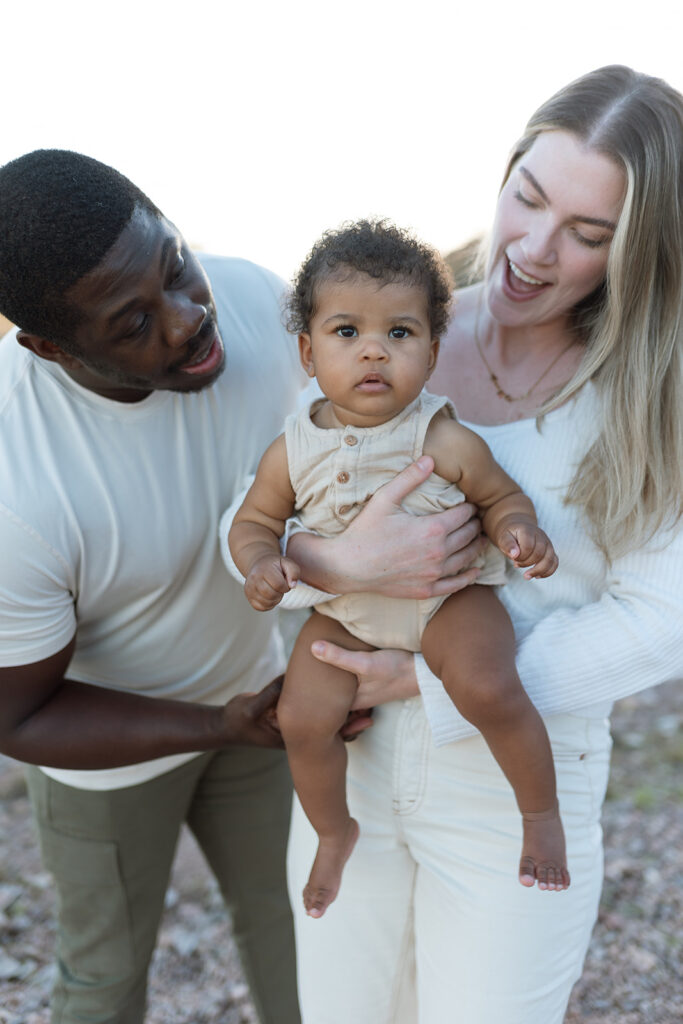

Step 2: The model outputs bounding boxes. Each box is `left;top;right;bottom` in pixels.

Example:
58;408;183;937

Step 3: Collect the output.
298;272;439;428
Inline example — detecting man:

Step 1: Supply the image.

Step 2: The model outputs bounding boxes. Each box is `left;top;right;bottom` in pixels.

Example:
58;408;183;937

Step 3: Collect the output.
0;149;304;1024
0;149;483;1024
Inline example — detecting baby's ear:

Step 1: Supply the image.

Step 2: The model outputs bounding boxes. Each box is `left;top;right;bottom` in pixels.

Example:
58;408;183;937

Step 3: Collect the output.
298;333;316;377
426;337;440;377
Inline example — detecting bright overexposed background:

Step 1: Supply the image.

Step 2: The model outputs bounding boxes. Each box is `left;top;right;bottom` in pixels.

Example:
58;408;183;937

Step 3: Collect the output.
3;1;681;281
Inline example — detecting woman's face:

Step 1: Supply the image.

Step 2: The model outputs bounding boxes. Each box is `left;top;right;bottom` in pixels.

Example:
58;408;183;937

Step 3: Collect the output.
485;130;626;330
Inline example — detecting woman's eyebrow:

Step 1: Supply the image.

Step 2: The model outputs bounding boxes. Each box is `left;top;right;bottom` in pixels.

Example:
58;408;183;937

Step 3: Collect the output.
518;166;617;230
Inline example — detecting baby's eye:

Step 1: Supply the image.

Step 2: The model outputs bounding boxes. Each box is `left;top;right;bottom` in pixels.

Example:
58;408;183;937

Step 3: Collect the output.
389;326;410;339
336;325;357;338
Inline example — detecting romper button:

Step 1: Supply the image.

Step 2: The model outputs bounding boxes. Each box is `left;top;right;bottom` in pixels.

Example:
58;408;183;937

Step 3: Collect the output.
336;471;350;484
344;435;358;446
338;504;352;515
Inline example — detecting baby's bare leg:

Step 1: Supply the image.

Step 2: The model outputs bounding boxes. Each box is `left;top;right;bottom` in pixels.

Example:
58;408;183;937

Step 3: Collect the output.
279;611;374;917
422;586;570;891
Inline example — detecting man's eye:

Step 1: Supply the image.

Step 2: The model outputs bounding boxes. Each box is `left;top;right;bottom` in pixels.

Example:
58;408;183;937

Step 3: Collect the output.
336;325;357;338
126;315;149;339
171;254;186;283
389;327;409;339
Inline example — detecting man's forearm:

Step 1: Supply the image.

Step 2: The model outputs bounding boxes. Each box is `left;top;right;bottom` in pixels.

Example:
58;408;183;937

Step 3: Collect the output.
3;679;229;770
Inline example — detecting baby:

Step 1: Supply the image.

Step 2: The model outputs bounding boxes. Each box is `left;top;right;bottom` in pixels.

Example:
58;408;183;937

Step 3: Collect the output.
229;219;569;918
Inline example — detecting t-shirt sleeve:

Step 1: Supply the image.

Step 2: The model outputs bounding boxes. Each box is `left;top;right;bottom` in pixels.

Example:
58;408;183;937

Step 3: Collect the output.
418;523;683;746
0;505;76;666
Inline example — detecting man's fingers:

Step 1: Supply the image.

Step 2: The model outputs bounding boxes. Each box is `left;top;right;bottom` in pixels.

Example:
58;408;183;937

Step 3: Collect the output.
246;674;284;717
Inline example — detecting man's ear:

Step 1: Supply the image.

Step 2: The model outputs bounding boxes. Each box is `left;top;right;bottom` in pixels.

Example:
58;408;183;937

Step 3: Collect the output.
16;331;82;368
298;333;316;377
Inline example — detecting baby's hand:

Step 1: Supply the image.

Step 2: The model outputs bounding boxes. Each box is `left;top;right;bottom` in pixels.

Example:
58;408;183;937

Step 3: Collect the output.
245;555;301;611
497;518;558;579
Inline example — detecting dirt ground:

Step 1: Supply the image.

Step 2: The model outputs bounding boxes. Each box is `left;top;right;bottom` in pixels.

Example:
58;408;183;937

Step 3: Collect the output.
1;681;681;1024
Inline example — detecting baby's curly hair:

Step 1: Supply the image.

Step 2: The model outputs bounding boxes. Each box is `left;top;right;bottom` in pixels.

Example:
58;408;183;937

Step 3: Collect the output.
286;219;453;338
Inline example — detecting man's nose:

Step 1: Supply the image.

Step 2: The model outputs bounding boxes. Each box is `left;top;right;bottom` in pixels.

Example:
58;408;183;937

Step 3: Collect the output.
165;295;207;348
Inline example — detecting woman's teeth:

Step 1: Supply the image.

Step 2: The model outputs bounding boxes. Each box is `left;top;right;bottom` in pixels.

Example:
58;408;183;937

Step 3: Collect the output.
509;259;545;286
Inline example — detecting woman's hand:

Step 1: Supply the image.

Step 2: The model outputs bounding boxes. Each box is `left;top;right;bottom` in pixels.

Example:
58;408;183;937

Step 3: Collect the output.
288;457;486;598
311;641;419;709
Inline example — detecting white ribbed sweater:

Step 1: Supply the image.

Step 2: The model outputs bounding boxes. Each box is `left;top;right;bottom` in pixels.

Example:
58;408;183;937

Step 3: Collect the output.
418;385;683;745
220;385;682;747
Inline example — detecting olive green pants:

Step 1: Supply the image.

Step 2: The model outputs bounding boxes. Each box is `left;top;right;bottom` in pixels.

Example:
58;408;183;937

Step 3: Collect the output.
26;746;299;1024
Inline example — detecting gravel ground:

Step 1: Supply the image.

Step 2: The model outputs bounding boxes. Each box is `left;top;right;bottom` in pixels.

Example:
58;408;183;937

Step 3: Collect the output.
1;681;680;1024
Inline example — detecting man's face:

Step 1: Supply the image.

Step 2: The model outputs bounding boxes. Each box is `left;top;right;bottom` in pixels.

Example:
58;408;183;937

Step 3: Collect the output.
56;207;225;401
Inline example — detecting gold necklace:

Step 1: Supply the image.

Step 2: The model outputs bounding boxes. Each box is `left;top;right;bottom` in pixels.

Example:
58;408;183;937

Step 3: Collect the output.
474;296;576;403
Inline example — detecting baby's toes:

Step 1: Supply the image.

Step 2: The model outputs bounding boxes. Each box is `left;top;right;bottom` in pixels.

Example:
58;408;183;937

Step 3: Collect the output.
518;856;537;887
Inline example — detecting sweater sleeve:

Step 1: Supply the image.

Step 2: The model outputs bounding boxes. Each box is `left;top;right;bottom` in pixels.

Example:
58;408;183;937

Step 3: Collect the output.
419;523;683;746
218;486;336;611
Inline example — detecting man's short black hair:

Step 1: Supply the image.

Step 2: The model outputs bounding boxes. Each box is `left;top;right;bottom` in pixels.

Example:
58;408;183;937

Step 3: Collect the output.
0;149;161;348
286;218;454;339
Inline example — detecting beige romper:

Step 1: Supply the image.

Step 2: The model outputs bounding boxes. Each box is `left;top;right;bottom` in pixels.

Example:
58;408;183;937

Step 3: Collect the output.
284;390;507;651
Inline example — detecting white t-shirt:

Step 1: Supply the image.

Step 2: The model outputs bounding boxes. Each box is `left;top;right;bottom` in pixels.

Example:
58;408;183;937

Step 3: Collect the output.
0;255;305;789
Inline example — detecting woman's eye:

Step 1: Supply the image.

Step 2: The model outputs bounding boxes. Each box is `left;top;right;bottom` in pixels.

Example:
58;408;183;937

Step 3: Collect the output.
389;327;409;339
513;189;537;209
572;229;609;249
336;325;357;338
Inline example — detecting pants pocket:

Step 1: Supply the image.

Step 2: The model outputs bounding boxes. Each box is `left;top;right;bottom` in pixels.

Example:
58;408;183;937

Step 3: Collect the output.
39;828;135;980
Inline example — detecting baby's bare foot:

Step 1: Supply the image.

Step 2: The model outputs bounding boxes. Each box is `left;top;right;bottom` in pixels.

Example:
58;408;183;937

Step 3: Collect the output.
519;803;570;891
303;818;360;919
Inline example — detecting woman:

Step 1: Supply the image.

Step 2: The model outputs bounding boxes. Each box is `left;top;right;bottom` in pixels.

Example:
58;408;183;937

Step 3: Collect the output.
222;65;683;1023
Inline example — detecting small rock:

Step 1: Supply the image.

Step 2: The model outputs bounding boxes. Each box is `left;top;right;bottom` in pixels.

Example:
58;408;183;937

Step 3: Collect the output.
167;925;200;957
0;952;26;980
626;944;658;972
0;884;23;912
230;982;250;1001
655;714;680;737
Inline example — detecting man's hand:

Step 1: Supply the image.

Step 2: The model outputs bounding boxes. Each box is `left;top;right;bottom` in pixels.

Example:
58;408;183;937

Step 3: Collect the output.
222;674;374;748
288;457;486;599
244;554;300;611
222;676;286;748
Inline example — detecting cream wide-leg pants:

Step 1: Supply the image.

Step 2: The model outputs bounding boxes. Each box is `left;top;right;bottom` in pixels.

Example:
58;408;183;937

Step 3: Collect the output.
287;698;611;1024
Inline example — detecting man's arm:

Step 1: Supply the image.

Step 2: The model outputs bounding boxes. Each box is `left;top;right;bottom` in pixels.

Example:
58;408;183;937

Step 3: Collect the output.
0;638;284;769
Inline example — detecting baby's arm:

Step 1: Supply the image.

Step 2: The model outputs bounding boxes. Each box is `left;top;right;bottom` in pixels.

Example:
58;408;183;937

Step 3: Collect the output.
425;413;558;579
228;435;301;610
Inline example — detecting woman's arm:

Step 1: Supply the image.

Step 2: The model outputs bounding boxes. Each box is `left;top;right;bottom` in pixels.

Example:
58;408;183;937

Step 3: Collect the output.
221;457;486;605
286;457;486;598
421;524;683;745
312;523;683;744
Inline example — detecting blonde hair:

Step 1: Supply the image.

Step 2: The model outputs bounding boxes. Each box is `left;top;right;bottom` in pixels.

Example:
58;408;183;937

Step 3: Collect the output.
502;65;683;557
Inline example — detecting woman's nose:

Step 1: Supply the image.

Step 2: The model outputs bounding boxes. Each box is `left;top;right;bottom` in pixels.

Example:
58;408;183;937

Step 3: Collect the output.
520;220;558;267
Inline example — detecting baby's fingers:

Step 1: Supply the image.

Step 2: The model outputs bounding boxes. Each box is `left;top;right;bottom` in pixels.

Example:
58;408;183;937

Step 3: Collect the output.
522;542;559;579
281;557;301;590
